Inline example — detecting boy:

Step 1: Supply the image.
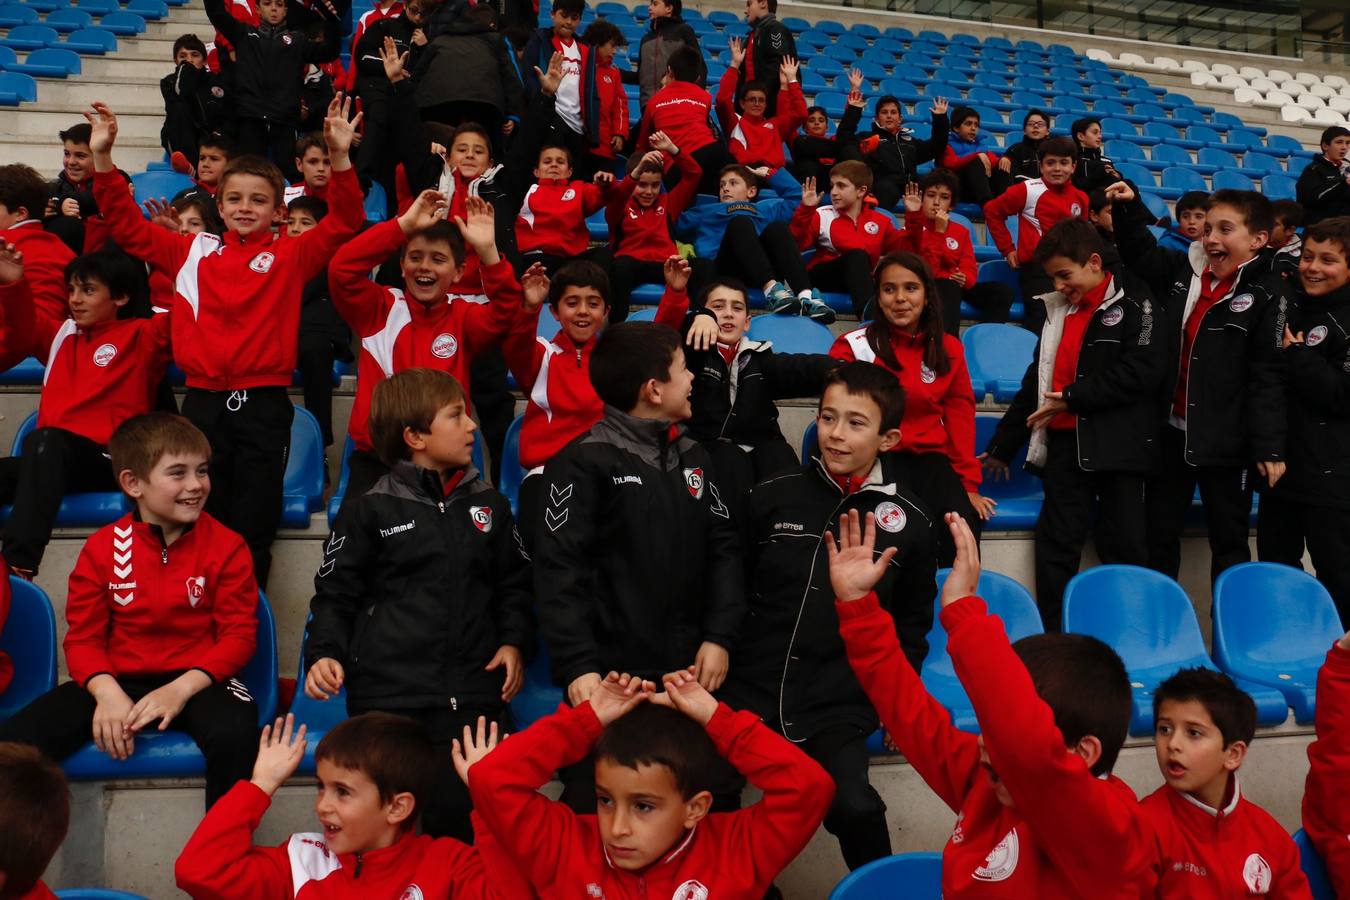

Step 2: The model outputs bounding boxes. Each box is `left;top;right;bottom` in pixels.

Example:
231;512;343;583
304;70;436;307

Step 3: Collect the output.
342;0;404;94
304;369;532;841
1001;109;1051;181
88;98;366;584
0;742;69;900
982;220;1166;629
45;123;99;254
791;161;905;318
717;46;806;196
287;196;351;452
722;362;934;871
1070;116;1119;194
1158;189;1210;253
532;321;746;810
285;133;332;206
831;508;1158;894
941;106;1008;206
1296;125;1350;225
983;135;1091;334
858;95;949;212
1109;183;1289;585
1270;198;1304;279
581;20;629;176
636;0;703;108
0;413;260;808
516;140;616;276
161;34;230;171
466;669;834;897
1143;668;1312;896
740;0;796;116
0;163;74;322
172;133;235;203
1304;628;1350;895
632;46;734;196
521;0;602;179
791;70;865;185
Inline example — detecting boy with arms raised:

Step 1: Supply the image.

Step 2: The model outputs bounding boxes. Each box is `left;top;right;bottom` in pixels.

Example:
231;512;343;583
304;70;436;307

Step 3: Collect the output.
1304;627;1350;894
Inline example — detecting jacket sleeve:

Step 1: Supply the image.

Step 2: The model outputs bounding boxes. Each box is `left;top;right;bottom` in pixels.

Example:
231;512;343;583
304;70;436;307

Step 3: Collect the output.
1247;278;1290;463
173;781;294;900
943;347;982;491
981;181;1025;257
835;102;862;156
489;500;535;654
1286;340;1350;416
0;277;38;366
1062;294;1167;413
498;35;526;121
463;258;525;357
664;148;702;222
653;285;690;329
923;111;949;166
1304;641;1350;899
303;497;377;672
391;80;446;194
92;169;193;277
761;349;838;399
203;0;244;44
895;210;924;253
1297;159;1350;209
699;467;746;651
328;218;402;336
714;67;739;136
771;80;808;135
885;530;938;673
828;332;857;362
64;537;117;687
1112;195;1189;302
789;203;818;250
519;30;543;97
290;166;366;281
194;533;259;681
985;357;1038;462
501;305;547;391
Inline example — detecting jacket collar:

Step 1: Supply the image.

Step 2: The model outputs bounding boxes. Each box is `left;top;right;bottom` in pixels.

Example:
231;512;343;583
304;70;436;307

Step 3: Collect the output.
129;511;197;546
595;405;689;470
335;830;420;880
601;824;700;874
808;455;896;496
221;226;275;250
388;459;479;503
1037;273;1122;316
1185;241;1265;282
1170;774;1241;824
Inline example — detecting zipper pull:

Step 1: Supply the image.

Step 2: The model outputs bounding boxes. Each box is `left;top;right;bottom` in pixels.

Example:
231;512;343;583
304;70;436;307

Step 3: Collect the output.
353;853;362;879
450;697;458;711
162;547;169;565
576;348;582;366
438;501;445;513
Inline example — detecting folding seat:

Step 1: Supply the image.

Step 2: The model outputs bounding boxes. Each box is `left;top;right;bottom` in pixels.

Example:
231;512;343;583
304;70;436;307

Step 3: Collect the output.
1151;142;1194;171
831;853;943;897
1310;83;1338;99
961;323;1036;404
815;19;844;35
1249;78;1278;94
98;10;145;34
60;26;116;53
0;24;57;50
0;578;58;721
1255;89;1296;110
1161;166;1207;195
1238;65;1265;80
1282;106;1313;124
1298;93;1328;111
42;6;87;29
1217;74;1247;90
746;315;834;354
8;45;78;75
1233;87;1261;106
0;4;37;26
884;26;914;40
0;70;36;103
1209;62;1237;77
1241;153;1284;176
836;33;869;51
1327;75;1350;89
1296;71;1321;86
851;22;880;39
1212;168;1254;190
1292;830;1336;900
1197;145;1237;170
1314;107;1349;125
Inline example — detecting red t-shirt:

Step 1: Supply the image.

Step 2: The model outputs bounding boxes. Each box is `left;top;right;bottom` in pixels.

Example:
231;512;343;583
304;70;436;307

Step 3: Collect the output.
1050;275;1113;430
1172;271;1236;420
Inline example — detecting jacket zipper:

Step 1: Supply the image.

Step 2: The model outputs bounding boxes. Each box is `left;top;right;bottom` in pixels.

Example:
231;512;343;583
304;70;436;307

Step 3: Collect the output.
353;853;362;879
435;488;459;711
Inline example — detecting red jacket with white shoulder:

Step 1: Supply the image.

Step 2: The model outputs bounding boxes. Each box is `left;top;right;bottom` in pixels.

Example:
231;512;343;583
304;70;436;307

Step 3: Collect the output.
790;203;905;269
515;178;610;257
1304;640;1350;898
716;69;807;171
0;219;73;324
898;209;979;287
983;178;1090;265
605;151;701;264
592;61;629;161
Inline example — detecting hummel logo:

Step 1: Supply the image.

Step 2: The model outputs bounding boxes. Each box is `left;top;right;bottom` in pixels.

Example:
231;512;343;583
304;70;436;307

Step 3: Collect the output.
545;507;569;532
549;483;573;505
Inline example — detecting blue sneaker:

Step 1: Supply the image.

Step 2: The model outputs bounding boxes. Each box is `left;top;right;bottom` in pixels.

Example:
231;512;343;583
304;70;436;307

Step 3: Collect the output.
800;289;836;325
764;281;801;315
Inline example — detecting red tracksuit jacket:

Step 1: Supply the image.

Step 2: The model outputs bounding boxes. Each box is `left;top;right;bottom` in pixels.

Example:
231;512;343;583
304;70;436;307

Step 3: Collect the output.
898;209;979;287
983;178;1090;266
93;164;365;391
1304;640;1350;897
592;61;629;161
1142;781;1311;898
790;203;905;269
605;152;700;264
467;700;834;899
329;219;520;452
632;81;719;159
715;70;806;172
831;326;981;490
1;219;74;324
838;592;1158;897
65;512;257;687
516;178;610;257
503;287;690;471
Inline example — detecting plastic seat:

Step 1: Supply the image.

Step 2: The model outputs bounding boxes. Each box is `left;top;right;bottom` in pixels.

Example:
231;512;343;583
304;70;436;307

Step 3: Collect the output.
286;635;348;774
498;414;525;516
1139;192;1171;224
0;24;58;50
363;180;387;221
1242;153;1285;176
1263;174;1297;201
0;413;131;527
60;26;116;53
1151;142;1194;171
0;577;58;720
71;0;115;13
124;0;167;18
972;414;1042;530
745;314;834;354
1197;146;1237;170
56;891;153;899
1062;565;1290;735
829;852;942;899
1213;169;1255;191
961;323;1035;404
0;5;39;26
282;406;327;527
130;169;193;204
1212;563;1344;724
326;435;354;528
64;592;279;779
43;7;90;30
12;46;80;76
1162;166;1207;195
1293;828;1336;900
97;9;144;33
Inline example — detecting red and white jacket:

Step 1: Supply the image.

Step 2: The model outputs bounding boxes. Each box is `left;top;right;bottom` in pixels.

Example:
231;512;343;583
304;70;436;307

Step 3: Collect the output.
715;69;807;172
515;178;610;257
1304;640;1350;898
897;210;979;287
790;203;905;270
592;61;629;161
1;219;74;324
831;327;981;490
604;151;700;264
838;592;1158;897
503;287;690;471
1142;781;1312;898
467;701;834;899
93;165;365;391
983;178;1090;266
632;81;719;159
208;0;257;68
65;512;257;687
342;0;403;92
329;219;520;452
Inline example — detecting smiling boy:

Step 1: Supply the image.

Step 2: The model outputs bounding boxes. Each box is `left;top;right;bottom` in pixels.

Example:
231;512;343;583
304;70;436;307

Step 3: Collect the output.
1297;126;1350;225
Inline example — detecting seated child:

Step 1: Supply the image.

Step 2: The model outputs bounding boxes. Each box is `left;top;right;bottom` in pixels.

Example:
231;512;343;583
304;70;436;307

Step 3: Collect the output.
791;70;863;185
831;509;1158;895
171;132;235;203
722;362;934;871
0;742;70;900
0;163;74;323
287;196;352;451
858;95;948;212
516;141;616;277
172;193;223;236
1304;628;1350;895
284;133;332;206
304;368;532;841
982;220;1166;630
161;35;230;170
465;669;835;897
45;123;98;254
717;44;806;197
791;160;904;318
1070;116;1119;194
1269;197;1304;279
0;412;260;809
1001;109;1051;181
632;46;735;196
940;106;1009;206
1157;190;1208;253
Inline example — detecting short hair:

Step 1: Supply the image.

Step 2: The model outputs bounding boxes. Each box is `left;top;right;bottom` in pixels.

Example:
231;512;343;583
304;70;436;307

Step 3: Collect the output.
950;105;980;128
65;250;141;302
59;122;92;146
764;0;778;12
404;219;466;267
1154;667;1257;747
551;0;583;15
918;167;959;201
821;362;905;431
294;132;327;159
287;194;328;222
108;412;212;481
1038;135;1079;162
1087;187;1110;214
805;105;827;120
0;743;70;900
875;95;901;115
1271;199;1304;229
582;18;627;46
665;45;702;83
1176;190;1209;215
739;79;769;102
549;259;611;308
589;321;682;411
172;33;207;59
218;154;285;207
198;132;236;159
368;368;467;466
1012;632;1131;776
1207;189;1273;235
0;163;50;221
1070;116;1101;139
315;712;438;830
445;121;493;159
537;140;574;167
1302;216;1350;259
1320;125;1350;147
1022;108;1051;128
594;704;719;799
718;163;759;191
694;276;749;308
829;159;873;192
1034;218;1107;267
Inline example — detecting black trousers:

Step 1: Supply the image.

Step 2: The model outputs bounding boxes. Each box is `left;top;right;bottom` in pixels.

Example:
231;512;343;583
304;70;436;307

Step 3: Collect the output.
181;386;293;586
354;83;401;219
518;471;543;555
803;724;891;871
44;214;84;256
609;255;715;322
717;218;811;295
470;348;515;486
889;450;981;567
0;675;258;808
234;117;298;182
1018;268;1053;336
1033;430;1148;631
1146;424;1253;584
0;427;118;574
681;142;737;196
297;333;338;448
1257;494;1350;628
810;251;873;318
521;246;613;281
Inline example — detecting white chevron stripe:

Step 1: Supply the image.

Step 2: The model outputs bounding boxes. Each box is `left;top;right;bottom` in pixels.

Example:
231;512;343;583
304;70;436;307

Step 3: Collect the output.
113;564;132;579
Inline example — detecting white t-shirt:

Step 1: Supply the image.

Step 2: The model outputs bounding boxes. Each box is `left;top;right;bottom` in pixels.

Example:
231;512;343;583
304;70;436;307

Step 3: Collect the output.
553;37;583;134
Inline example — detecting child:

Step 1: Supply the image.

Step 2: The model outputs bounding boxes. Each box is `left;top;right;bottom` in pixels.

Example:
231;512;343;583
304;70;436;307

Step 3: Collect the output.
505;256;697;549
791;70;864;185
0;742;69;900
89;98;366;584
351;0;421;213
632;46;734;196
1269;198;1304;279
0;250;172;580
858;95;948;212
173;132;235;202
173;193;224;236
516;140;616;276
1109;183;1289;585
284;133;332;206
1158;190;1210;253
466;669;834;896
1070;116;1119;194
1296;125;1350;225
342;0;404;95
45;123;99;254
831;509;1158;894
981;220;1166;630
636;0;703;108
740;0;796;116
304;369;532;841
286;196;351;452
941;106;1008;206
1304;628;1350;895
329;191;519;509
831;253;990;566
0;163;74;322
897;171;985;334
983;135;1091;334
1144;668;1312;896
0;413;260;809
521;0;602;179
581;19;629;176
161;35;230;170
1001;109;1051;181
722;362;934;871
717;45;806;196
532;321;746;810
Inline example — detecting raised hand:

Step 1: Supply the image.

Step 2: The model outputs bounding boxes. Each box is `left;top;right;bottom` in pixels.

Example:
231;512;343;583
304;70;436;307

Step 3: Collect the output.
902;180;922;214
485;645;523;702
304;657;345;700
536;51;565;96
593;170;615;184
398;188;448;234
648;130;677;155
1104;181;1135;203
801;175;821;208
638;150;667;173
84;101;119;158
588;672;648;726
939;513;981;608
728;36;746;68
250;714;307;796
931;97;949;116
686;314;719;351
451;716;501;785
663;254;691;292
379;35;409;83
323;92;363;160
825;509;898;603
847;89;865;109
0;241;24;285
847;66;864;92
454;195;498;259
978;451;1011;481
521;262;550;310
649;666;718;725
780;56;799;84
143;198;181;232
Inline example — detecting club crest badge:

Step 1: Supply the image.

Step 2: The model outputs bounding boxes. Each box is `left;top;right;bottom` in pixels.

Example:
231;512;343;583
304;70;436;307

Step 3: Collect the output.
920;364;937;384
93;342;118;366
875;501;907;533
946;236;960;250
1101;306;1124;327
562;188;576;202
683;467;704;500
864;221;880;234
249;251;275;274
1229;293;1254;313
185;576;205;608
470;506;492;532
1242;853;1271;894
432;333;458;359
1307;325;1329;347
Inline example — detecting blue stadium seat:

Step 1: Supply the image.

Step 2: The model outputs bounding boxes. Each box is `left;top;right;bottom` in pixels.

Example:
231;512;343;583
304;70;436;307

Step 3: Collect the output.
746;312;834;354
64;591;279;779
287;632;347;775
1187;125;1226;149
829;852;942;900
56;891;152;899
962;322;1035;404
326;435;353;528
977;258;1023;319
498;414;525;516
1139;192;1171;224
851;23;880;38
626;306;658;322
124;0;167;18
10;46;80;75
836;34;869;51
973;414;1042;530
1146;121;1201;150
130;169;193;205
706;9;737;26
60;26;116;53
363;180;387;221
0;577;58;721
1212;562;1343;724
1293;828;1336;900
781;15;811;30
511;634;563;730
283;406;327;527
44;7;90;30
0;5;39;26
595;1;629;15
1242;153;1285;176
1062;565;1290;735
1113;162;1168;197
0;24;58;50
1213;169;1255;191
1162;166;1207;195
72;0;115;13
1266;134;1306;157
1263;174;1297;201
97;10;144;33
0;356;44;384
1197;146;1237;170
0;413;131;527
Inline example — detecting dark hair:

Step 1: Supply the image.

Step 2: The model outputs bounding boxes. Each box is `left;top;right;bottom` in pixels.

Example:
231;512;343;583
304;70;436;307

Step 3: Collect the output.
65;250;140;304
287;194;328;222
648;0;681;13
1153;667;1257;747
315;712;439;831
764;0;778;12
583;18;627;46
294;132;327;159
445;122;494;161
918;167;959;202
59;122;92;146
109;412;211;481
594;704;719;799
1022;108;1051;128
1070;116;1101;140
738;79;769;104
821;362;905;431
368;369;467;465
806;105;828;121
695;276;749;309
589;321;682;411
875;95;901;116
718;163;759;193
1320;125;1350;147
1087;187;1110;214
0;163;50;221
1012;632;1132;776
1271;199;1303;229
0;743;70;900
869;252;950;377
551;0;583;16
950;106;980;129
172;33;208;59
1304;216;1350;259
198;132;235;159
1207;189;1273;235
403;219;466;267
1034;218;1107;267
830;159;873;192
174;194;225;234
463;2;497;26
1176;190;1209;215
1038;135;1078;162
666;45;702;83
537;140;574;168
549;259;612;308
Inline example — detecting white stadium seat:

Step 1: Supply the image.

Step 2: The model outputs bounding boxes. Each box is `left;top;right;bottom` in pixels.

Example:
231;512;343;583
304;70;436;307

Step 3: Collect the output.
1297;94;1327;110
1085;48;1113;62
1330;97;1350;115
1311;83;1338;99
1239;66;1266;80
1180;59;1208;73
1250;78;1278;93
1326;75;1349;89
1233;87;1261;105
1257;90;1296;109
1117;52;1147;68
1296;72;1321;86
1191;71;1220;87
1211;62;1237;76
1154;56;1182;72
1218;74;1248;89
1314;107;1349;125
1280;79;1304;95
1268;69;1294;82
1281;105;1312;123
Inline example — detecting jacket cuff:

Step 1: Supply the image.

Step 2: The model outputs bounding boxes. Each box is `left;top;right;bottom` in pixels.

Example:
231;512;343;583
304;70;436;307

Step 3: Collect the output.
701;701;739;744
937;595;987;632
571;700;607;741
1328;640;1350;673
190;666;218;684
835;591;882;620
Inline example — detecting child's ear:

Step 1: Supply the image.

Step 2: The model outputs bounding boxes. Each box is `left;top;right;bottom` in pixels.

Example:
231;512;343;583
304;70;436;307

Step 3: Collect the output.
403;425;427;453
682;790;713;829
384;791;417;828
746;184;759;199
1250;229;1270;252
1069;734;1104;772
112;293;132;308
1222;740;1248;772
877;426;902;454
117;469;143;498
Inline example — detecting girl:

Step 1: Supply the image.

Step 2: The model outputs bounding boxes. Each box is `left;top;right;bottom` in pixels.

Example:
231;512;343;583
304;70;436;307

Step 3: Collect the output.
1001;108;1051;181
